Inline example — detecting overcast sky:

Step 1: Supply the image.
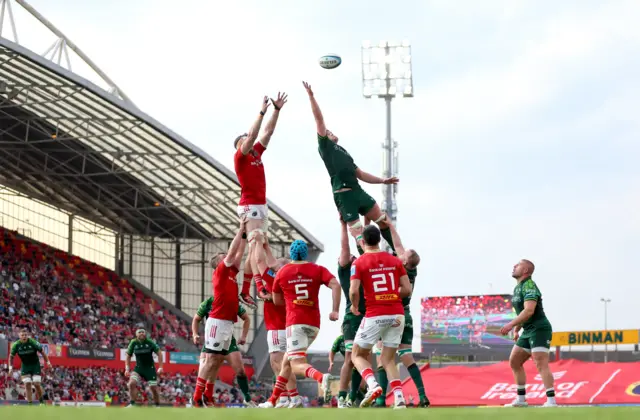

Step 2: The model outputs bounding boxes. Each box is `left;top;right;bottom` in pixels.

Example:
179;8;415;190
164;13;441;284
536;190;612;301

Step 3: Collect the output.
7;0;640;352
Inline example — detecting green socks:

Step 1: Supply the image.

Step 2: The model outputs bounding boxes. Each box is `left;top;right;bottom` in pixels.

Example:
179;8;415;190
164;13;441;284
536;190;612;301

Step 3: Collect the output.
376;366;388;406
237;374;251;401
350;368;363;401
407;363;427;399
380;227;395;252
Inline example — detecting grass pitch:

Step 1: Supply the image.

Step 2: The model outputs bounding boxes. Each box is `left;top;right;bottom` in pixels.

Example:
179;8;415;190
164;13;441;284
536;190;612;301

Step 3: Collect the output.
2;406;640;420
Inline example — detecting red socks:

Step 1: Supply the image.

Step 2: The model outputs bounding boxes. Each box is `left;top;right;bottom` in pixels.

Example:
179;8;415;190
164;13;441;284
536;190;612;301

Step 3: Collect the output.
305;367;324;383
204;381;214;400
268;376;289;404
193;377;206;401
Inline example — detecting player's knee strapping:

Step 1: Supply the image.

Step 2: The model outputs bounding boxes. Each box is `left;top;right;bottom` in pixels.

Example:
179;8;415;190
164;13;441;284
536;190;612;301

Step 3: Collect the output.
350;220;363;230
22;376;33;384
374;214;387;224
398;348;412;357
287;351;307;361
345;341;354;352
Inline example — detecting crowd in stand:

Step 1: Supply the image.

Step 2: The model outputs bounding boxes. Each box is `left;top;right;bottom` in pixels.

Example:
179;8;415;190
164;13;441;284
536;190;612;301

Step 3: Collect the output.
0;228;194;350
0;365;272;406
421;294;513;323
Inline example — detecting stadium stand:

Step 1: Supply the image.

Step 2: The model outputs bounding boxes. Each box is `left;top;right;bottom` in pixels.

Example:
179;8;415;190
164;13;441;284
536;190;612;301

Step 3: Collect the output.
0;365;273;406
0;227;192;350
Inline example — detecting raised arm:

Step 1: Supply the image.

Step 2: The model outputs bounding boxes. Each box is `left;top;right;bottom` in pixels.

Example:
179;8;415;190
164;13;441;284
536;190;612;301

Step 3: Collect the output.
327;278;341;320
338;217;351;267
259;92;288;148
303;81;327;136
241;96;271;155
355;168;399;186
224;217;247;268
387;222;405;257
349;278;361;316
238;311;251;345
191;314;202;345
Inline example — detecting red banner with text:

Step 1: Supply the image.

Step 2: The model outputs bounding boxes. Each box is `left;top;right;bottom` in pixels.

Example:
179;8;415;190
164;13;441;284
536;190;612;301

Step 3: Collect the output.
389;359;640;406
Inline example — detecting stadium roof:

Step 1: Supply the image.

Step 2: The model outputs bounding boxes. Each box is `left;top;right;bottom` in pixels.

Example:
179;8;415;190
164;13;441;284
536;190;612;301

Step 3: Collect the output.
0;38;323;250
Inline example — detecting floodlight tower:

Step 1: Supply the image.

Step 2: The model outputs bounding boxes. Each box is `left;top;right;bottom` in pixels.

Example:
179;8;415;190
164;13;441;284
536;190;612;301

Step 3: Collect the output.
361;41;413;251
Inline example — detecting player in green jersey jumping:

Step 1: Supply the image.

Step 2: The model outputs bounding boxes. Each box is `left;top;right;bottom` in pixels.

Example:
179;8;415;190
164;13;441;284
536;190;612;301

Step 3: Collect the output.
372;223;429;408
500;259;557;408
124;329;164;407
192;296;255;407
8;329;52;405
302;81;400;252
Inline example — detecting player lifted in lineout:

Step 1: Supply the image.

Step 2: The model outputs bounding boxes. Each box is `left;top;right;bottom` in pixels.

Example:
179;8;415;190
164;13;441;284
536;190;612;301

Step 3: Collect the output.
125;329;164;407
350;225;412;409
500;259;557;408
259;240;342;408
8;328;52;405
302;81;399;252
334;215;368;407
192;296;255;407
369;222;429;408
251;232;302;407
234;93;288;309
193;217;247;407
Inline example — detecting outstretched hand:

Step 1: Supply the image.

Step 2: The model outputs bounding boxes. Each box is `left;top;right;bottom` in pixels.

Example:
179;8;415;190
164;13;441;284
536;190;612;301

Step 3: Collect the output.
271;92;288;110
302;81;314;96
261;96;271;113
383;177;399;185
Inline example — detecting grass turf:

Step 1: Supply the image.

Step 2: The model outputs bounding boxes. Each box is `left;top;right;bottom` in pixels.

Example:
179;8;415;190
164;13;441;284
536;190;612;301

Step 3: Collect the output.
1;406;639;420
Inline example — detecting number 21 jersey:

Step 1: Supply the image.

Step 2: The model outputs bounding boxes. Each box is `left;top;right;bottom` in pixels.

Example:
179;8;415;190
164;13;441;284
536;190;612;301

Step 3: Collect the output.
273;262;334;328
351;251;407;317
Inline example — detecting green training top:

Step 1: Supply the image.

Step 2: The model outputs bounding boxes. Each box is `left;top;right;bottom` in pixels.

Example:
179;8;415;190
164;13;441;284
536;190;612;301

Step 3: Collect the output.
318;134;360;192
402;267;417;308
512;278;552;331
196;296;246;321
10;339;43;366
331;335;346;356
126;338;160;368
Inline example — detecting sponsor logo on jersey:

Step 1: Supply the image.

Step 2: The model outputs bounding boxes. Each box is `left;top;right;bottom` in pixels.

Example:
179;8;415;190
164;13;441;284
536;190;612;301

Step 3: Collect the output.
375;293;399;301
267;269;275;278
293;299;314;307
350;265;356;276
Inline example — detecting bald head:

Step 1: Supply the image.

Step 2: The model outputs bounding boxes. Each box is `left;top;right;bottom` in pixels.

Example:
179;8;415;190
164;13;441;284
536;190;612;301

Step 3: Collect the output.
512;259;535;280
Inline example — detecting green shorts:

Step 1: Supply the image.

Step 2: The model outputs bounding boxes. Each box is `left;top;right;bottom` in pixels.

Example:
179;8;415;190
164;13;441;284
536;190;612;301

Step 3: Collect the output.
132;366;158;386
342;312;364;348
21;364;41;378
202;335;238;356
333;188;376;223
516;327;553;353
401;309;413;346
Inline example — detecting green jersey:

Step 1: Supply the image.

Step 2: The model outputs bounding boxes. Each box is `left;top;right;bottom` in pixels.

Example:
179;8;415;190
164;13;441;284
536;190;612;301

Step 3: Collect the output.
512;278;552;331
339;260;366;315
126;338;160;368
402;266;417;307
331;335;346;356
318;134;360;192
196;296;246;321
10;339;43;366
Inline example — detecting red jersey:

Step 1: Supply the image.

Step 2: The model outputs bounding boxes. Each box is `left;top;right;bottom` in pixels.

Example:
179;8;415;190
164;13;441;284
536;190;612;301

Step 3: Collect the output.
350;251;406;317
234;142;267;206
261;267;286;330
272;262;334;328
209;260;240;321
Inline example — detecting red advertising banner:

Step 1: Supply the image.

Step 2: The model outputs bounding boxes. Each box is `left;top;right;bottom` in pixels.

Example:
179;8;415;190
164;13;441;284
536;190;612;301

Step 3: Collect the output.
388;359;640;406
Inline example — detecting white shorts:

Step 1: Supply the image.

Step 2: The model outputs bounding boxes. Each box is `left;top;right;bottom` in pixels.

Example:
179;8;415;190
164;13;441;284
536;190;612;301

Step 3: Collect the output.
22;375;41;384
237;204;269;226
267;330;287;353
204;318;234;353
286;324;319;359
354;315;405;350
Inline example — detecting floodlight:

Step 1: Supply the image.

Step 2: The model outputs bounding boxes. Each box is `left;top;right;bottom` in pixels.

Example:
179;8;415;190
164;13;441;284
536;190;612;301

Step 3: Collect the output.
361;40;413;98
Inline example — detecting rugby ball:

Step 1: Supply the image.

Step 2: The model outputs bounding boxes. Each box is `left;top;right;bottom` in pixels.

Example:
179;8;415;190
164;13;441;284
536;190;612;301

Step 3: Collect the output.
319;54;342;69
